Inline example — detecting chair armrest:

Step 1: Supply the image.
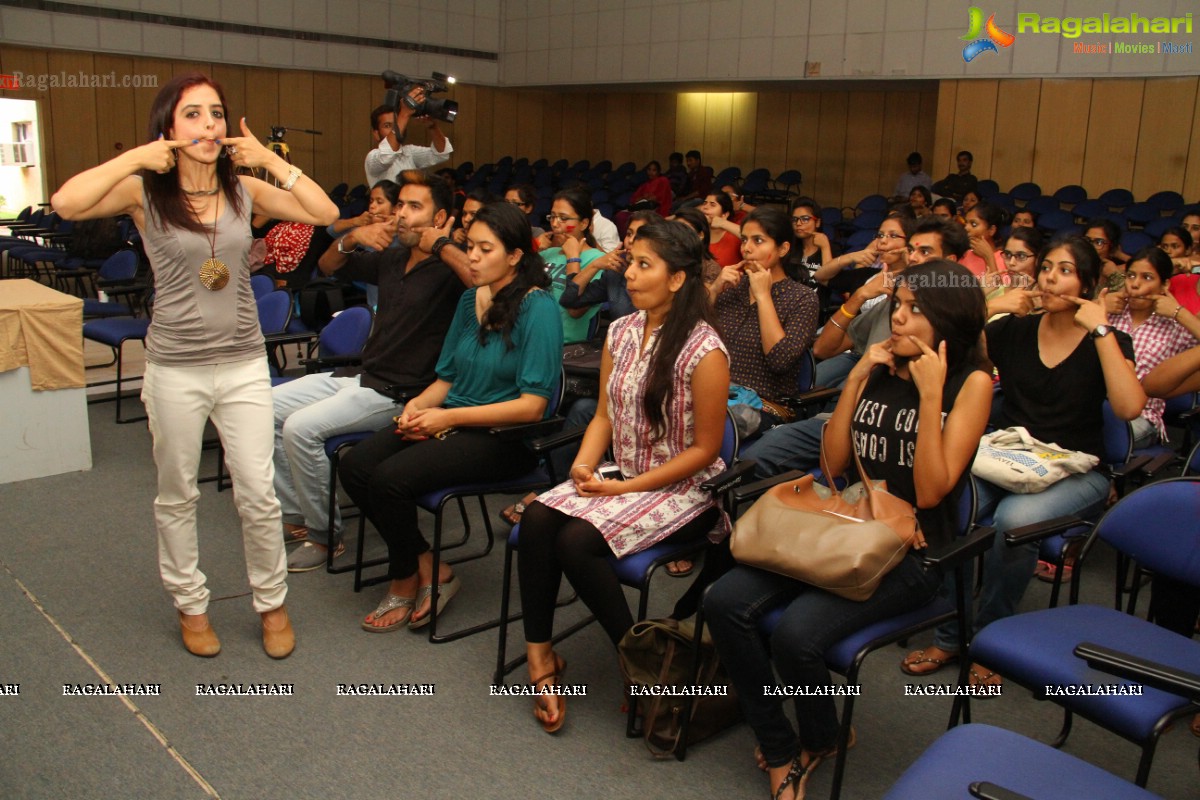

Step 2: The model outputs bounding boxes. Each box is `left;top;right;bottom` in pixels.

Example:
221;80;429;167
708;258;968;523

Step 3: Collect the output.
266;331;318;348
1138;452;1177;478
780;387;842;416
1075;642;1200;701
1107;455;1151;480
969;782;1032;800
920;526;995;571
528;424;588;455
699;459;757;496
1003;515;1090;547
730;469;808;505
489;416;565;443
301;354;362;372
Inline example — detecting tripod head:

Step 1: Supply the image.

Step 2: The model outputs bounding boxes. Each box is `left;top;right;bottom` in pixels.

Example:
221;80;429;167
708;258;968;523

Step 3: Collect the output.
267;125;323;143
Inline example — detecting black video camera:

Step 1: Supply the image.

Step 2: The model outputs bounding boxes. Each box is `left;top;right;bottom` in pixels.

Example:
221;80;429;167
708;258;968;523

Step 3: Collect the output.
381;71;458;123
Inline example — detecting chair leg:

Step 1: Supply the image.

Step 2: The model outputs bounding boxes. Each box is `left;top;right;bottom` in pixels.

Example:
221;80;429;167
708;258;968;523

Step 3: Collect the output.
1050;708;1074;748
113;338;147;424
494;539;517;686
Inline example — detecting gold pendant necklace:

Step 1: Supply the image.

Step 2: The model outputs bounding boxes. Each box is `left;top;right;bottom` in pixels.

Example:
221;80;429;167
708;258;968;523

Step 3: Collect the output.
194;193;229;291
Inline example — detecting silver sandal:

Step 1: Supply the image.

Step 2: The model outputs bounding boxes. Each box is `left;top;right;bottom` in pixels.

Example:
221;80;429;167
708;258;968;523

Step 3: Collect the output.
361;594;416;633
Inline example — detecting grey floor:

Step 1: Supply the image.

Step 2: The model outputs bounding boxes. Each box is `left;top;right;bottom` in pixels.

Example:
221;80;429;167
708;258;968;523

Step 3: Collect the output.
0;398;1196;800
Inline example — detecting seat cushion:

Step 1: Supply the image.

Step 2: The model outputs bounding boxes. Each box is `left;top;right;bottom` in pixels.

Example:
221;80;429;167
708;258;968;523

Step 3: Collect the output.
82;317;150;347
882;723;1161;799
971;604;1200;740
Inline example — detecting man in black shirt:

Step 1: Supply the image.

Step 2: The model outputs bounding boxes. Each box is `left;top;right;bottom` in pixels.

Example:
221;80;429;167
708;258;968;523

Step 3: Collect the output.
932;150;979;202
274;171;471;571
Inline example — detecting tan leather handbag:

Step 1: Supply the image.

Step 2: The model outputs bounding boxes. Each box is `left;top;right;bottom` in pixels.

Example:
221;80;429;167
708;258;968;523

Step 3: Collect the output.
730;441;924;601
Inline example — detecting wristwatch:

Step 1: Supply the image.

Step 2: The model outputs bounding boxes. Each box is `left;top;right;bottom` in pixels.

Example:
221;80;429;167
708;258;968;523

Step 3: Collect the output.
1090;324;1113;339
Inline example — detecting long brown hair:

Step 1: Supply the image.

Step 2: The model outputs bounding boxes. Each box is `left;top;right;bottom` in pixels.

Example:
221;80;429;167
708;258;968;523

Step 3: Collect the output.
143;71;243;232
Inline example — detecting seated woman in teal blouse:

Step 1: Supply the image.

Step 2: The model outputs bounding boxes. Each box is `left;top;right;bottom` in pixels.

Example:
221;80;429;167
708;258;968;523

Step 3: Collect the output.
338;202;564;633
537;185;607;344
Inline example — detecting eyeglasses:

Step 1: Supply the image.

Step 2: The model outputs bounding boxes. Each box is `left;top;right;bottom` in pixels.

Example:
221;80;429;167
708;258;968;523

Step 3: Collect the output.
1001;250;1034;263
1087;237;1109;248
875;231;906;241
505;199;529;207
545;213;581;224
791;215;814;225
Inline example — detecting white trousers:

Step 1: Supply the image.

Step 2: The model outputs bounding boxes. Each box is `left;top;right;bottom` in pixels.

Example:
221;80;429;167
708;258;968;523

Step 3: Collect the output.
142;357;287;614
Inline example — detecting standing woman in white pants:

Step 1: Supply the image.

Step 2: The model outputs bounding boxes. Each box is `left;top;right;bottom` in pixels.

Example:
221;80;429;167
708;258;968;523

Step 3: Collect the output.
52;72;338;658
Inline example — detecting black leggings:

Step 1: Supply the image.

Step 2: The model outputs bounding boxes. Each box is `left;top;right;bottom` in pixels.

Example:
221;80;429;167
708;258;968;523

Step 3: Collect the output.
338;427;537;580
518;501;720;646
1149;574;1200;638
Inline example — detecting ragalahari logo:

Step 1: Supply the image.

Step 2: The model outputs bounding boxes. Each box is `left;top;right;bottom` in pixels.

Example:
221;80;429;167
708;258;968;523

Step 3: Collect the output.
961;7;1016;62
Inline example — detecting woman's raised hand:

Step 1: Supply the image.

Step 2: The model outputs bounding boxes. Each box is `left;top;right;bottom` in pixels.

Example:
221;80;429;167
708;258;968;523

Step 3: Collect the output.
561;235;584;260
1064;289;1110;333
908;338;948;398
139;135;191;174
1152;292;1182;319
220;119;277;171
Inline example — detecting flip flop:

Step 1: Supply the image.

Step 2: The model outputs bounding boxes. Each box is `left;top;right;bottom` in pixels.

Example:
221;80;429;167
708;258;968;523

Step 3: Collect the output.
409;574;462;630
361;594;415;633
900;648;959;676
666;560;694;577
498;501;527;528
532;653;568;734
1035;560;1073;584
969;665;1003;694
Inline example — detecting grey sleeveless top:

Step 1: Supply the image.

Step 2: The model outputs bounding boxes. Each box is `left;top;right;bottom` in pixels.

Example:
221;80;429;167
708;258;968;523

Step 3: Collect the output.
140;180;263;366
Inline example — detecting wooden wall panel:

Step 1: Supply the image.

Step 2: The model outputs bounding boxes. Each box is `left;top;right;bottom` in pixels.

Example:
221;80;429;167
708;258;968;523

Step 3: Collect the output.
813;92;849;209
652;94;677;166
931;80;958;180
515;91;544;162
604;93;632;167
45;51;98;186
539;90;563;166
627;94;657;169
1081;80;1143;194
1031;80;1092;192
753;91;790;177
93;55;138;166
10;43;1199;210
489;89;518;166
729;92;758;175
878;91;920;195
951;80;999;182
277;70;316;176
842;91;886;204
989;79;1041;189
786;92;822;201
675;93;706;160
1134;78;1196;200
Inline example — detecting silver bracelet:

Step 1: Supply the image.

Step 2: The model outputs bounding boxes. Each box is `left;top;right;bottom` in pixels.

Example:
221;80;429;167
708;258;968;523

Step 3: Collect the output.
337;236;355;255
282;165;303;191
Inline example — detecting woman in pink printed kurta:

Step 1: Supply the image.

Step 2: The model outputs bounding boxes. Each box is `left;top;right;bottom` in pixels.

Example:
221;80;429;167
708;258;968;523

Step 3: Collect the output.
536;313;727;554
516;220;731;734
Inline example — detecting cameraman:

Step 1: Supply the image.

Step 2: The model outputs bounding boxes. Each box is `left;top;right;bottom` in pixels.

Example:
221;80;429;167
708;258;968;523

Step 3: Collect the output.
365;87;453;186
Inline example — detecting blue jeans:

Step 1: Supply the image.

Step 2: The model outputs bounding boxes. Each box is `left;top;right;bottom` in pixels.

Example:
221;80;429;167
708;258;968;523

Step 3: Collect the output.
272;373;402;546
548;397;596;481
932;470;1111;651
813;351;858;390
704;555;941;768
740;415;828;480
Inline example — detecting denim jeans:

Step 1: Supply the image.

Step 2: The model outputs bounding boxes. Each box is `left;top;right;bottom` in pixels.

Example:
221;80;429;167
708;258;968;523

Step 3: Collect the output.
813;351;858;390
704;555;941;768
272;373;402;546
932;470;1111;651
740;414;828;480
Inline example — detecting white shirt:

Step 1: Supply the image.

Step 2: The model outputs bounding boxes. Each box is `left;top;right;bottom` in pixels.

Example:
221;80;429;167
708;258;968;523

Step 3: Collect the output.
592;210;621;252
364;136;453;186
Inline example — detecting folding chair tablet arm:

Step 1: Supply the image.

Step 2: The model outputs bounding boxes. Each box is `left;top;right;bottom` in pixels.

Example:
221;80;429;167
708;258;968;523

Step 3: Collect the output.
969;783;1032;800
729;468;808;506
920;525;996;572
1075;642;1200;701
300;353;362;372
698;458;756;496
488;416;566;444
779;386;843;417
1002;514;1091;547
